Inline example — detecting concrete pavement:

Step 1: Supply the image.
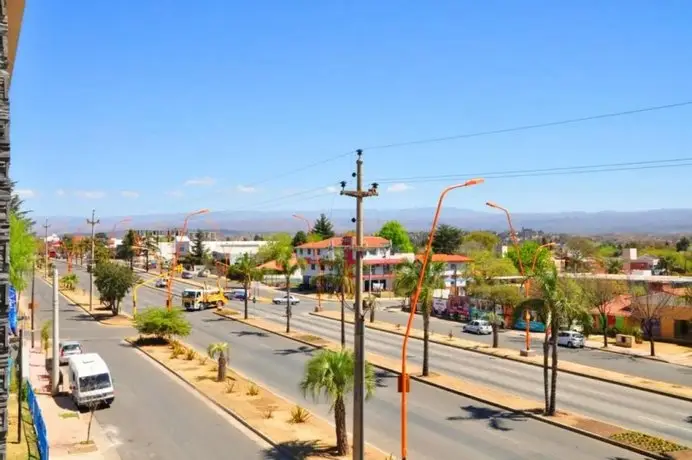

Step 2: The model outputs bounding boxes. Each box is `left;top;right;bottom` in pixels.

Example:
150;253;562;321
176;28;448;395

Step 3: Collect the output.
31;275;277;460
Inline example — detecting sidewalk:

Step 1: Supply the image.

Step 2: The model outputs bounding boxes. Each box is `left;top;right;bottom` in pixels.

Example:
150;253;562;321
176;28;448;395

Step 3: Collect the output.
584;336;692;367
27;343;121;460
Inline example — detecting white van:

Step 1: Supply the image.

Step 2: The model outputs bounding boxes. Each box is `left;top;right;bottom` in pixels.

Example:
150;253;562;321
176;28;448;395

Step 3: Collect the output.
68;353;115;410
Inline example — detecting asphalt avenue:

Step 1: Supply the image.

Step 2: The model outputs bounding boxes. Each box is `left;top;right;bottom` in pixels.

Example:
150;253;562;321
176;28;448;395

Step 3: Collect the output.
31;276;276;460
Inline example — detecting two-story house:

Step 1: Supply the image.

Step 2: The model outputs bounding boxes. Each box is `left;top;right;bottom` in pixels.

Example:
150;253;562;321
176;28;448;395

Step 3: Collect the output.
416;254;472;292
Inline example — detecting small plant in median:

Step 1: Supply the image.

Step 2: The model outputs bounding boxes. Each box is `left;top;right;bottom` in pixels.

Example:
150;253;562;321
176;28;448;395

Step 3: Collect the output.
41;320;52;355
207;343;228;382
225;381;236;393
59;273;79;291
289;405;311;424
246;383;260;396
134;308;191;341
184;348;196;361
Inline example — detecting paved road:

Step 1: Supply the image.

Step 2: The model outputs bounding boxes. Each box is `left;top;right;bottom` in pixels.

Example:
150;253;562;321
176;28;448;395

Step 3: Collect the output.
31;275;275;460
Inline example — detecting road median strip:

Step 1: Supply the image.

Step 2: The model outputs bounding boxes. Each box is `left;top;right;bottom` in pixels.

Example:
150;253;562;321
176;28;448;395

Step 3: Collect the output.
311;310;692;402
213;308;692;460
126;336;391;460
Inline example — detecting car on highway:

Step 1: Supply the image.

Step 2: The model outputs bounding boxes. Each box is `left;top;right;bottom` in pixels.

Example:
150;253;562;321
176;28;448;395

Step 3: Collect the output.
462;319;492;335
181;271;194;279
155;278;168;288
59;340;83;365
225;289;248;300
554;330;585;348
272;294;300;305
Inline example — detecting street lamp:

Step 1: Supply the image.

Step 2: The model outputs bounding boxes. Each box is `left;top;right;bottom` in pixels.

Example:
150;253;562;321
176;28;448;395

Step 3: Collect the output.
399;178;484;460
166;208;209;310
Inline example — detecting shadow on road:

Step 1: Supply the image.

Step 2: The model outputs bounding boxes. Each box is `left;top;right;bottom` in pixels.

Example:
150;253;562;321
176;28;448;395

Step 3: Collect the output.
274;346;314;356
374;369;396;388
446;405;527;431
201;317;230;323
232;330;270;338
686;415;692;424
263;440;338;459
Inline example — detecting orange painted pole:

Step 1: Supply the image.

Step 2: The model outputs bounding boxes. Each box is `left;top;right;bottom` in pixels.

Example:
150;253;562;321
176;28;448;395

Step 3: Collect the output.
400;178;483;460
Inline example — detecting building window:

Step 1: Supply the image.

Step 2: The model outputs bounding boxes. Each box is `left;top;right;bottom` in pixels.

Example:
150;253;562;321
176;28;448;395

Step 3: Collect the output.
450;264;457;270
311;264;316;270
317;249;322;255
320;265;325;271
674;320;692;340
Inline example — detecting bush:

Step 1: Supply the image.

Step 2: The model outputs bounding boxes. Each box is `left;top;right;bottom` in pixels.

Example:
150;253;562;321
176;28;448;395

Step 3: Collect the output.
606;326;620;338
134;308;191;340
289;405;311;424
246;383;260;396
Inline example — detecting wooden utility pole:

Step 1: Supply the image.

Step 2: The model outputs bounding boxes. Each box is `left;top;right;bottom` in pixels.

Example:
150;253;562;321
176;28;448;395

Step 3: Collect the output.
86;210;100;311
340;149;378;460
42;219;50;277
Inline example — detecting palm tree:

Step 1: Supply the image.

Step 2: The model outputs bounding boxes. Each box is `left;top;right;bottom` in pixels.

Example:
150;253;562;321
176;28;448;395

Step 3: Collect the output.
394;258;446;376
228;253;264;319
207;342;228;382
485;311;502;348
276;254;304;333
323;252;353;348
142;231;160;272
300;349;376;456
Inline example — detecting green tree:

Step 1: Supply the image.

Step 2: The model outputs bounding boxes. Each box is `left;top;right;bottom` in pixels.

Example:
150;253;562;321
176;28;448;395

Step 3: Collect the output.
312;213;335;239
9;212;36;292
507;241;552;276
605;258;623;274
432;224;463;254
276;253;305;334
628;283;675;357
142;231;160;272
577;278;626;348
291;231;308;248
675;237;690;252
118;229;137;270
188;230;209;266
394;258;446;376
376;221;413;253
9;181;34;226
466;250;518;283
134;307;191;339
323;252;353;348
253;234;264;241
463;231;499;252
256;233;293;263
93;261;137;315
566;237;596;272
300;349;376;456
207;342;228;382
227;253;264;319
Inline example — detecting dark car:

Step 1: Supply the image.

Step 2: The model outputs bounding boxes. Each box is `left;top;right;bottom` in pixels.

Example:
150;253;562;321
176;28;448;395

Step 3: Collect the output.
181;271;194;279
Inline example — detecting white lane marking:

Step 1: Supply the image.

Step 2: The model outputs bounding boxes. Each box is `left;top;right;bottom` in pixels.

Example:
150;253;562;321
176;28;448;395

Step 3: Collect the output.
637;415;692;434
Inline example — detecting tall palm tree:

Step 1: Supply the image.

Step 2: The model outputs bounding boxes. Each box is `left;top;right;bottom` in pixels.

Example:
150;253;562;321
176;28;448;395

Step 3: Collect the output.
324;252;353;348
394;258;446;376
228;253;264;319
300;349;376;456
276;254;304;333
207;342;228;382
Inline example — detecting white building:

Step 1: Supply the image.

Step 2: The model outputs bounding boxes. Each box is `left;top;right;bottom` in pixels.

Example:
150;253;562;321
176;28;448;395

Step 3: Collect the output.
154;238;267;263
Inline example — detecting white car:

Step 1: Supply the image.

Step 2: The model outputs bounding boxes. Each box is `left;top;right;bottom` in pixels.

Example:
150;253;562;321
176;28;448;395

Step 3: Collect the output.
555;331;585;348
59;340;83;365
272;295;300;305
463;320;493;335
155;278;168;288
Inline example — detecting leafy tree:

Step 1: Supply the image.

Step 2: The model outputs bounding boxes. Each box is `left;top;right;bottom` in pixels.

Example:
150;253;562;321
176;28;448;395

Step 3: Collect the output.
597;244;619;258
93;261;137;315
466;250;518;283
188;230;209;266
605;258;623;274
322;252;353;347
142;231;160;272
312;213;335;239
9;180;34;226
565;237;596;272
276;253;305;333
207;342;228;382
394;258;446;376
628;283;675;357
9;213;36;292
227;253;264;319
134;307;191;339
376;221;413;253
507;241;552;276
462;231;499;252
300;349;376;456
253;234;264;241
118;230;137;270
577;278;626;347
59;273;79;291
432;224;463;254
95;232;108;244
256;233;293;263
676;237;690;253
291;231;308;248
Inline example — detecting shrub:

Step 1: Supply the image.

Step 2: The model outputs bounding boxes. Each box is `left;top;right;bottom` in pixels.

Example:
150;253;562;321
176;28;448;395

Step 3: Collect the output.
225;381;236;393
185;348;196;361
170;347;183;359
134;308;192;340
246;383;260;396
198;356;208;366
289;405;311;424
262;406;275;419
606;326;620;338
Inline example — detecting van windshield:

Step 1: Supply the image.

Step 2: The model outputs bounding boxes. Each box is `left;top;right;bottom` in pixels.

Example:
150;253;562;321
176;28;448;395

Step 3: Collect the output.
79;373;111;391
182;290;200;299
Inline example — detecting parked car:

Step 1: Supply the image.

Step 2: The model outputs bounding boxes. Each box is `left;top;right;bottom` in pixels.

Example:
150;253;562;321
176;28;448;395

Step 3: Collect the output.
554;330;585;348
273;295;299;305
59;340;83;365
155;278;168;288
181;271;194;279
198;270;209;278
463;320;492;335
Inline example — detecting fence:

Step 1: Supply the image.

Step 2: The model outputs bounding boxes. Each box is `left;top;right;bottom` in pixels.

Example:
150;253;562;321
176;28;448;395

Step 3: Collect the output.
26;384;49;460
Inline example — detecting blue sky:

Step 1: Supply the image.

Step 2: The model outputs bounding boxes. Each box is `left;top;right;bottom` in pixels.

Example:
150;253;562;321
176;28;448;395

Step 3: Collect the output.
10;0;692;218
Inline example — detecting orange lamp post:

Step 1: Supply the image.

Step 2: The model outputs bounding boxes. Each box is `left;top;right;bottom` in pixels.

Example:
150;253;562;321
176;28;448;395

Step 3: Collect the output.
166;209;209;310
293;214;323;312
399;178;484;460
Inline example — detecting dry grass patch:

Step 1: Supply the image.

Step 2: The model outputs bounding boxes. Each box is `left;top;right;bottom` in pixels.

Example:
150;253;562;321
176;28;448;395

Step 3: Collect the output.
6;394;39;460
132;339;388;459
610;431;687;454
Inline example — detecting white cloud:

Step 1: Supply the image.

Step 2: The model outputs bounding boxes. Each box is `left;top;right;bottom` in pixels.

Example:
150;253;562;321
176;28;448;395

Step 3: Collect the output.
55;189;66;197
14;189;35;198
325;186;339;193
166;190;184;198
120;190;139;199
236;185;256;193
386;183;413;193
74;190;105;199
184;177;216;187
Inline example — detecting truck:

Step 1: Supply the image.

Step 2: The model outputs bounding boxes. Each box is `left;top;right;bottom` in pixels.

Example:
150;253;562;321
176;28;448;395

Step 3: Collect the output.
182;288;228;311
67;353;115;410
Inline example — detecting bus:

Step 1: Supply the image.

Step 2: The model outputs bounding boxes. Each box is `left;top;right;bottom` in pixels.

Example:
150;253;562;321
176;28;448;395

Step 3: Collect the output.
181;288;227;311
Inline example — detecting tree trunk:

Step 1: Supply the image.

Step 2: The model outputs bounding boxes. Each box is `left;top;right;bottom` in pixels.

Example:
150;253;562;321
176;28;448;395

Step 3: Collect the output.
129;256;134;271
218;353;227;381
285;276;291;334
334;396;349;456
243;281;249;320
340;285;346;348
549;314;559;415
543;338;550;414
492;324;499;348
422;307;430;377
369;301;375;323
601;313;608;348
647;322;656;357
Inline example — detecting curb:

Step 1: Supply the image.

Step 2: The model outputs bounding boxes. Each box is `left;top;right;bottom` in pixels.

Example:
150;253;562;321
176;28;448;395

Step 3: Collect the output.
583;342;692;368
125;339;298;460
213;310;690;460
310;312;692;403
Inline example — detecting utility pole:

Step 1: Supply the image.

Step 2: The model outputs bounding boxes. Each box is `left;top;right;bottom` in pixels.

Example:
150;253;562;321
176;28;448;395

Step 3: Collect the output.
86;209;100;311
51;267;60;396
43;219;50;277
340;149;378;460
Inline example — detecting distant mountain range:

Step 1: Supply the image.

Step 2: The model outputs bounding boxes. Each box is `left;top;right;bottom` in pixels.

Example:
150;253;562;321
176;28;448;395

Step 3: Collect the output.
34;208;692;236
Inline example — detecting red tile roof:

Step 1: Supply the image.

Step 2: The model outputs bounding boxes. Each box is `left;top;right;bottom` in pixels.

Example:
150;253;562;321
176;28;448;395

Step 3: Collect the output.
258;255;298;272
416;254;472;263
363;258;406;266
296;236;390;250
591;294;633;317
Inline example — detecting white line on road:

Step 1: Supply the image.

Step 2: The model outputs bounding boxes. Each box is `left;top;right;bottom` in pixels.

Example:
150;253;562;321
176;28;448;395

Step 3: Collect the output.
637;415;692;433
